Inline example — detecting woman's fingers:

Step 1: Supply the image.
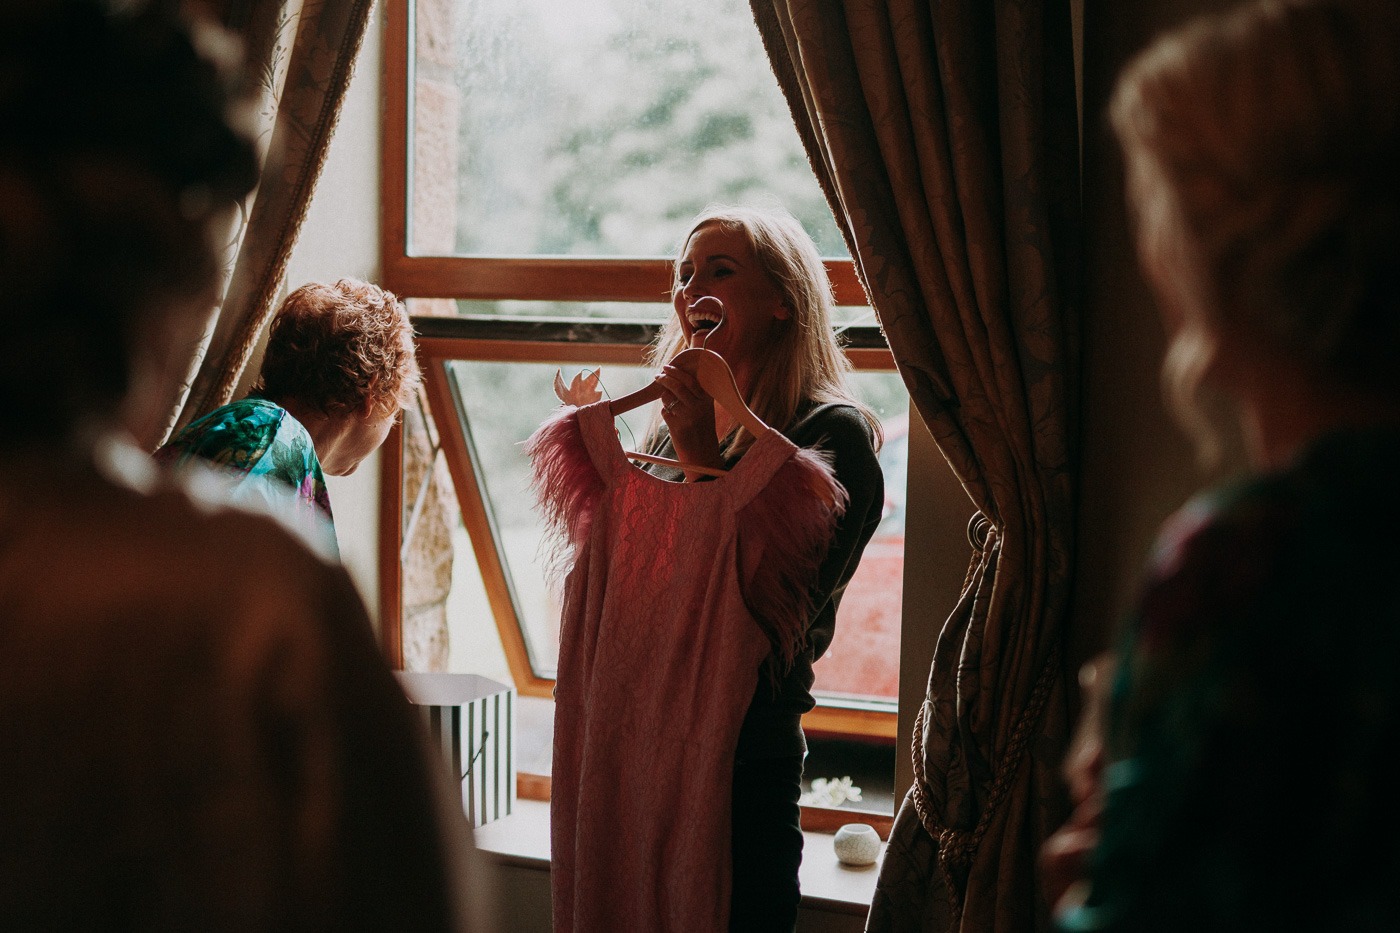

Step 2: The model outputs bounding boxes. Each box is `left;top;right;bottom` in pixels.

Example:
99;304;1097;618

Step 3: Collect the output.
654;364;708;413
658;364;705;399
654;364;721;466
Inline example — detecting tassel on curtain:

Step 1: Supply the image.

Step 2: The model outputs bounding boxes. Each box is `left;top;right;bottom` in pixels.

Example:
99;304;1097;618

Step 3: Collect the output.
747;1;1081;929
136;0;378;450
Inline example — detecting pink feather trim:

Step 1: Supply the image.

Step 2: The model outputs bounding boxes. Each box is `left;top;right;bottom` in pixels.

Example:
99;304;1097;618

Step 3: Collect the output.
525;406;606;584
737;445;848;671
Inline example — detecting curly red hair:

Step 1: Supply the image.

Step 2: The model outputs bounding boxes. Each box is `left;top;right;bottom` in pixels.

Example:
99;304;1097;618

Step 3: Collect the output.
255;279;418;417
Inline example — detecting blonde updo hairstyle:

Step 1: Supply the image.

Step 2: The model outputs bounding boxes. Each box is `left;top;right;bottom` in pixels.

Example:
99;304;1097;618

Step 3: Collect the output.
1110;0;1400;459
648;205;881;456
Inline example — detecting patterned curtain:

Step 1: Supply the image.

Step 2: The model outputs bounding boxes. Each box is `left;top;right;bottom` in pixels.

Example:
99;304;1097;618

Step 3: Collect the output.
748;1;1081;929
134;0;378;450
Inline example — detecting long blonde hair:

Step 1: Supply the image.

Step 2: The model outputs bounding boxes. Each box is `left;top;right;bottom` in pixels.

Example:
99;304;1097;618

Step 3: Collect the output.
646;205;882;456
1110;0;1400;461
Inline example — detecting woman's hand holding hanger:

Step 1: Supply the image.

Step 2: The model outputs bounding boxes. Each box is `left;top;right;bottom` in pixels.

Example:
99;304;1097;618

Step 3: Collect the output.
655;358;727;475
655;297;732;478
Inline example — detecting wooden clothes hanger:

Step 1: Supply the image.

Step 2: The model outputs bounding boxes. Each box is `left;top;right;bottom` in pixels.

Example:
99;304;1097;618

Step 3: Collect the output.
608;301;771;478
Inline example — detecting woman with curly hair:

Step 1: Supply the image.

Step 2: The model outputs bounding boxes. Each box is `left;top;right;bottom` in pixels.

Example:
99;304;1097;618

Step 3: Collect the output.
158;278;419;557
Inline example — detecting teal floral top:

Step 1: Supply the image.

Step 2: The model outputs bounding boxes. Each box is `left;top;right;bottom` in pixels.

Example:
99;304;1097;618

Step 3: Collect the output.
1062;427;1400;932
157;397;338;559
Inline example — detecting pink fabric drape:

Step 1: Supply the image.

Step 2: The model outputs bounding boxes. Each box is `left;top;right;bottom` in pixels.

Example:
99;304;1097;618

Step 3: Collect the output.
528;402;846;932
749;1;1081;929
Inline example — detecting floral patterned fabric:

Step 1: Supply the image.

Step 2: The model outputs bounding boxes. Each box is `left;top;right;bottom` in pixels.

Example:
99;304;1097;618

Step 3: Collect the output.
1062;427;1400;932
157;397;337;559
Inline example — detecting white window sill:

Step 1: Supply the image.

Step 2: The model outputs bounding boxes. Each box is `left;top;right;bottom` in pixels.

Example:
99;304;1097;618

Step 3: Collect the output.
473;799;882;916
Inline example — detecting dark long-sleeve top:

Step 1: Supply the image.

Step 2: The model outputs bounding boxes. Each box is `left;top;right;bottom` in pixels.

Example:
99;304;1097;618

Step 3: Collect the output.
643;402;885;758
1061;426;1400;932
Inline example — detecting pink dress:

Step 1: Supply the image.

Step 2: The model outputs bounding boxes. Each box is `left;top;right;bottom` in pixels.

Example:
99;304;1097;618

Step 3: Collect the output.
526;401;847;933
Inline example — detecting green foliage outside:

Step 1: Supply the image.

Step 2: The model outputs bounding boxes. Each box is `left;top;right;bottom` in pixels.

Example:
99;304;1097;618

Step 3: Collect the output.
442;0;847;262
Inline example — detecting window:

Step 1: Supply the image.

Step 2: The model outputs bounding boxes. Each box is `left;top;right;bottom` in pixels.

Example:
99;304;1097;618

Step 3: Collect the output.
379;0;907;822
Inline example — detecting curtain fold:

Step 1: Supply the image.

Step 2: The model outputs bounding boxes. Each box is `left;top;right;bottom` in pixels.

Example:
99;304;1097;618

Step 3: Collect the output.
749;1;1080;929
137;0;378;450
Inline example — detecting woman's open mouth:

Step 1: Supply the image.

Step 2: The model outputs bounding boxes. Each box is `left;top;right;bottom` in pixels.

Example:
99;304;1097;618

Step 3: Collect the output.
686;297;724;331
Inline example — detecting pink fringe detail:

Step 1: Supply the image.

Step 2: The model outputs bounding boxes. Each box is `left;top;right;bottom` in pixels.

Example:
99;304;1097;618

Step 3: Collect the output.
737;445;848;671
525;407;606;584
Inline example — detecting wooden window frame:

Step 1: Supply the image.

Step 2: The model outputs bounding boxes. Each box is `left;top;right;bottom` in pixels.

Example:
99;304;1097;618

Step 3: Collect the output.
378;0;899;750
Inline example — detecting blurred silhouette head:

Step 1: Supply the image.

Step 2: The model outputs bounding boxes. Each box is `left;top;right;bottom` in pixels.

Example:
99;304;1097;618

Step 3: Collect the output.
0;0;258;450
1111;0;1400;456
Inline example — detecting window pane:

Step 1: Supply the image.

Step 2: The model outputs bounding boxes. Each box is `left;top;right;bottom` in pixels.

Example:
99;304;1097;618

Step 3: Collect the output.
445;360;662;677
409;0;847;258
811;372;906;707
428;357;907;697
400;386;497;675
